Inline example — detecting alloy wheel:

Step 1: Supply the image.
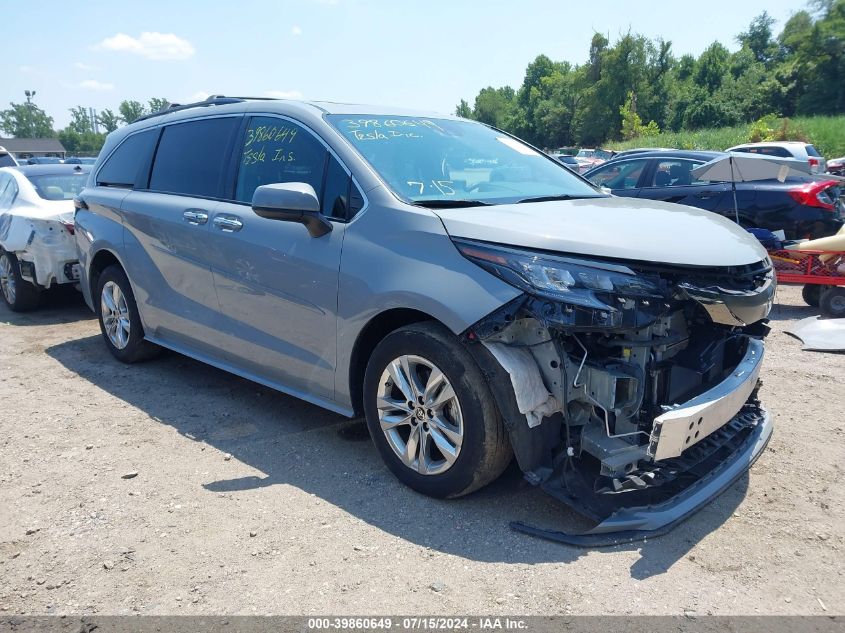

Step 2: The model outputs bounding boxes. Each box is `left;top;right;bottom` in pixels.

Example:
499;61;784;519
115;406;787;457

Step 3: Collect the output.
0;254;16;305
376;354;464;476
101;281;131;349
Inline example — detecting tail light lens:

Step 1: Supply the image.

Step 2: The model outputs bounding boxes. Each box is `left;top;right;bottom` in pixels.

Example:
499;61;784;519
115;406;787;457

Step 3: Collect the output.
808;157;819;169
788;180;837;210
59;218;75;235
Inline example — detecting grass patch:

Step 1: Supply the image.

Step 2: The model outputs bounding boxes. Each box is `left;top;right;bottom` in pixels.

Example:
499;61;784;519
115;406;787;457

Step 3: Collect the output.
608;115;845;158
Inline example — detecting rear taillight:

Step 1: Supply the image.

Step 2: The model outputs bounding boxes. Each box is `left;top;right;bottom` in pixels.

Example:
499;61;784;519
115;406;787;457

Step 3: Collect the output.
808;157;819;168
788;180;837;210
59;218;75;235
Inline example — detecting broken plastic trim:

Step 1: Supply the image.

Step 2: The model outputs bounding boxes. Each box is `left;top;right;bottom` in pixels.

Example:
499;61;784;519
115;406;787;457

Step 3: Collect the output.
511;406;772;547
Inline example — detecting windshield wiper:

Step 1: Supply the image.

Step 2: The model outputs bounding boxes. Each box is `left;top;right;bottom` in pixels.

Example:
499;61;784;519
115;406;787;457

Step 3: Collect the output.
410;199;494;208
515;194;603;204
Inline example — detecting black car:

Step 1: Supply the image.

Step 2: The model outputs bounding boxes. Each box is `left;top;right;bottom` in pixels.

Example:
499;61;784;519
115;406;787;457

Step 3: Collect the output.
585;150;844;239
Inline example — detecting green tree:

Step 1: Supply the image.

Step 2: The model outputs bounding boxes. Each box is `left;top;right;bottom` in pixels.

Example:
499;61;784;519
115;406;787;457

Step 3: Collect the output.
148;97;169;113
473;86;516;129
59;129;106;154
0;101;55;138
737;11;777;66
97;109;121;133
68;106;94;134
455;99;472;118
118;100;147;124
694;42;730;92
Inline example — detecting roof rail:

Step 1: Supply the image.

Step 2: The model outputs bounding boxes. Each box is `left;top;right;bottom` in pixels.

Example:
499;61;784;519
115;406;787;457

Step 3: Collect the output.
132;95;248;123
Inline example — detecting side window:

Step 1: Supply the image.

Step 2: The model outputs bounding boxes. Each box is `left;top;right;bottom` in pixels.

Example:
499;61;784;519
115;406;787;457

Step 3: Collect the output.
738;146;790;158
235;116;327;203
149;117;240;197
96;129;158;188
650;159;706;187
586;159;648;190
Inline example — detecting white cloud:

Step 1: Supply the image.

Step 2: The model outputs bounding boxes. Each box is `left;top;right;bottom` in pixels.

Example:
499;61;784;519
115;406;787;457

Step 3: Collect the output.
291;25;303;36
75;61;98;71
263;90;303;100
95;32;195;61
80;79;115;91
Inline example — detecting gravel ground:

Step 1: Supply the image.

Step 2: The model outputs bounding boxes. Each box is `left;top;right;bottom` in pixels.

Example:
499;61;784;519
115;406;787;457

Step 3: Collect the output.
0;284;843;616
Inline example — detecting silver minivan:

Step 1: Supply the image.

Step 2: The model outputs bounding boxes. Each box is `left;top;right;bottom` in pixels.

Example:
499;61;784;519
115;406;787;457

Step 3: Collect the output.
75;97;775;540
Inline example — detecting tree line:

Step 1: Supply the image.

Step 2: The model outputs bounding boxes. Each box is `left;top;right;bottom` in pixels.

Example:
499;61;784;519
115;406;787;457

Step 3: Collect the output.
455;0;845;148
0;98;169;155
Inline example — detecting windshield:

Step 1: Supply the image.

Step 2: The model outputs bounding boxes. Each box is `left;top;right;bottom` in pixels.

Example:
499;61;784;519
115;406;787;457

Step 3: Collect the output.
326;115;603;205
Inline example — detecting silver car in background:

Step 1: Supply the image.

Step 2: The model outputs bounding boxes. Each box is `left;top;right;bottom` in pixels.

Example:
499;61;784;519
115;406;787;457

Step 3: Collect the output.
75;96;775;541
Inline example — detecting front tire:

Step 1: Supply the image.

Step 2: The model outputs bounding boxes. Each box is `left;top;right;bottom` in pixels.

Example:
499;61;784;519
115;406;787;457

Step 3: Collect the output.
0;250;40;312
96;265;160;363
363;322;512;498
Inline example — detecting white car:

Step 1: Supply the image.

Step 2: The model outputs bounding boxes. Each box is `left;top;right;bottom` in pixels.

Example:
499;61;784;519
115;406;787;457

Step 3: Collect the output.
0;164;90;311
726;141;827;174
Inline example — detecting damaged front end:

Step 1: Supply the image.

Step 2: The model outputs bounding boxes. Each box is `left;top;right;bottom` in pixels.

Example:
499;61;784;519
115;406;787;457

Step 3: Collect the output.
456;239;775;544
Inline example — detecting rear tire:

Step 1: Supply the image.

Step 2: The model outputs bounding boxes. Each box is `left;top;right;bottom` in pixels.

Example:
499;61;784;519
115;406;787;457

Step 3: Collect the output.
0;250;40;312
802;284;821;308
96;265;161;363
363;322;512;498
820;287;845;319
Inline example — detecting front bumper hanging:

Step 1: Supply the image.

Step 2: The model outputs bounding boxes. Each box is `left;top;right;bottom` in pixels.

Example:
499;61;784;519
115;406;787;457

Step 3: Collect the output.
512;403;772;547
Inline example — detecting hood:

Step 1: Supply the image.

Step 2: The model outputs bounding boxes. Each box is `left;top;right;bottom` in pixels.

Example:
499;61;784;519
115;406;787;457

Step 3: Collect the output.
434;197;768;267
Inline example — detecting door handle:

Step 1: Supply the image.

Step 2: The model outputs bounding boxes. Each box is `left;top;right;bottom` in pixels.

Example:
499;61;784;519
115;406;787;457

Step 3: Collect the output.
213;215;244;232
183;209;208;225
695;192;719;199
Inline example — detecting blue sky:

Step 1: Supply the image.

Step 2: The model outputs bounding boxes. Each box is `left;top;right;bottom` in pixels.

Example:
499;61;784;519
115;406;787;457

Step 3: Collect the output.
2;0;812;130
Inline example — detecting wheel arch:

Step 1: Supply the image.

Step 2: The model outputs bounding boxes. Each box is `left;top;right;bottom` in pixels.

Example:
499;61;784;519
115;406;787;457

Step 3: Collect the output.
348;307;445;416
88;248;125;304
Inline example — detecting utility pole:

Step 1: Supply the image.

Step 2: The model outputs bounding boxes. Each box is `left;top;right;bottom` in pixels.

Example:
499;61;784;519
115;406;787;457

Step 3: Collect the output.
24;90;36;138
89;107;99;134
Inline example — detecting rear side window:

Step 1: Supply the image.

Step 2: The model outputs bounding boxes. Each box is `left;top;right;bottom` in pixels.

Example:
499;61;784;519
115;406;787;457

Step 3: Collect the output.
149;117;240;197
0;154;16;168
736;146;791;158
96;129;158;188
805;145;821;157
235;116;327;203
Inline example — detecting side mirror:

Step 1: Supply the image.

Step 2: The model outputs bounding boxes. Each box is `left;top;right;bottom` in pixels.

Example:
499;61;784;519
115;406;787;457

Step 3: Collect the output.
251;182;332;238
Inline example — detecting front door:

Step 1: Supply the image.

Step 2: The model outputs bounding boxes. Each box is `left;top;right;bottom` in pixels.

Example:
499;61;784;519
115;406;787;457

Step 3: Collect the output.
205;115;349;401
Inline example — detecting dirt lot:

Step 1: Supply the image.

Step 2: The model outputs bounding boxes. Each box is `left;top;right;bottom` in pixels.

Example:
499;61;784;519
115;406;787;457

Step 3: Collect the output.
0;285;843;616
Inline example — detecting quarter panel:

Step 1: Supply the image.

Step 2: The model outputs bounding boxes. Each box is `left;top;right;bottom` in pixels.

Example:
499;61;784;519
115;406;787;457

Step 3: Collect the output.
75;187;132;310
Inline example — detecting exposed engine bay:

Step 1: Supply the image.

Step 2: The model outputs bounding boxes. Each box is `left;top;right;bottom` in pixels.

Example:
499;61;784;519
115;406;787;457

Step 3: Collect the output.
459;240;775;539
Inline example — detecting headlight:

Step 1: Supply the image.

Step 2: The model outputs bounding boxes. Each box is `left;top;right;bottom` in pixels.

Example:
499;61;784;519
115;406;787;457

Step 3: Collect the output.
454;239;669;329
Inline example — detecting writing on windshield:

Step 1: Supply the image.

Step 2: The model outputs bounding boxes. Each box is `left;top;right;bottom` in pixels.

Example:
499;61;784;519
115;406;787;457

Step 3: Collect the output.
328;114;601;205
